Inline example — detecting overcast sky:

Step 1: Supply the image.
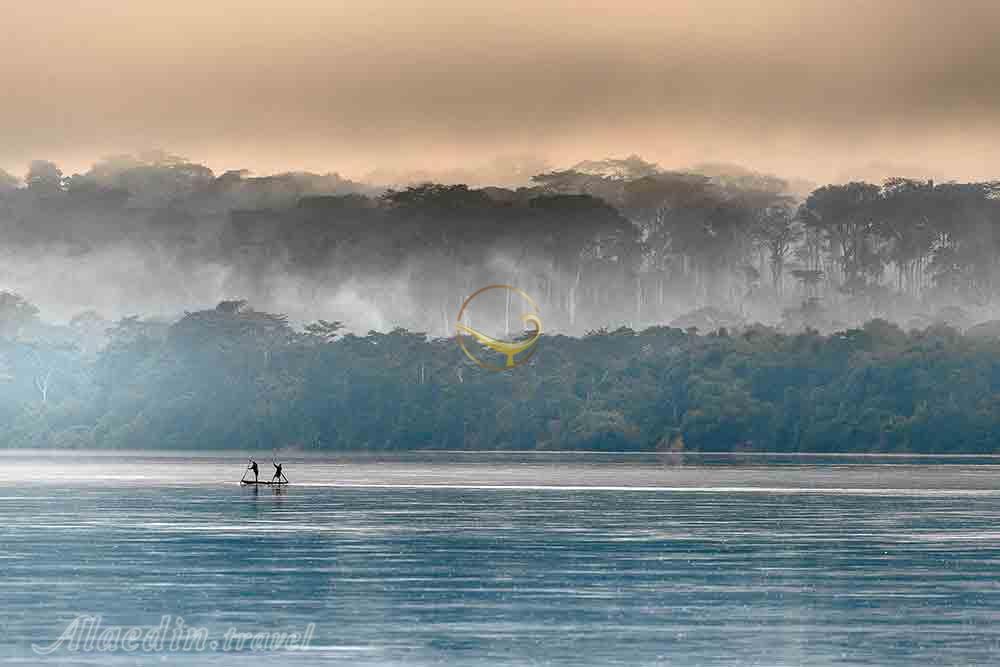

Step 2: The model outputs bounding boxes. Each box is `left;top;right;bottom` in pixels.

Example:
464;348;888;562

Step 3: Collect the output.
3;1;1000;183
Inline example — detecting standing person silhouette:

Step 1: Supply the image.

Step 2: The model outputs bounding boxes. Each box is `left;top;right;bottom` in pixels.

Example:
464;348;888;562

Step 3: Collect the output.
247;458;259;483
271;459;287;484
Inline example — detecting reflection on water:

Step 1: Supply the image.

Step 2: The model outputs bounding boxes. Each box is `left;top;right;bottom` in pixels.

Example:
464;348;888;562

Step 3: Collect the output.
1;452;999;666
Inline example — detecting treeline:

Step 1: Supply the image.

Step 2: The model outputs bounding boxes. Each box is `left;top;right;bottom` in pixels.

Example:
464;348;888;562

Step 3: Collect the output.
3;153;1000;334
2;295;1000;453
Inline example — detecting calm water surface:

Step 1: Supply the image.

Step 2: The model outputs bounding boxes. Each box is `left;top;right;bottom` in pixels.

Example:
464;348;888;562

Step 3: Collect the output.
1;452;999;666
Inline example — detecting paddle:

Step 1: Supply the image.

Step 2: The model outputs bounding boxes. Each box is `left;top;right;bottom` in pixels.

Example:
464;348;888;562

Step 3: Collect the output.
241;458;254;483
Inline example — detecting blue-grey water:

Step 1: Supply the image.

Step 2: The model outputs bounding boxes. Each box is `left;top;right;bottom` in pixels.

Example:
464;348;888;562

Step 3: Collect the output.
2;451;1000;666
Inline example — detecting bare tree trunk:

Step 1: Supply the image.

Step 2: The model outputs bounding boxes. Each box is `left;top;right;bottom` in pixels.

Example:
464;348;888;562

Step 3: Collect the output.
35;369;52;405
635;275;642;327
569;265;582;328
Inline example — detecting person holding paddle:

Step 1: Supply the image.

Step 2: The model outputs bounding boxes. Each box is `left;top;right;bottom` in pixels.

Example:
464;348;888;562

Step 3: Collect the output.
246;458;259;483
271;459;288;484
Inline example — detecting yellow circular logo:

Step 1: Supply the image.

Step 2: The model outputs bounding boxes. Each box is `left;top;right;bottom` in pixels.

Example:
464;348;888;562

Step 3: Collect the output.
456;285;542;371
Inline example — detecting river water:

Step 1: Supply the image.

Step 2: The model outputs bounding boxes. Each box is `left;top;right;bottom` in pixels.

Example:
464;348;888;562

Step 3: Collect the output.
1;451;999;666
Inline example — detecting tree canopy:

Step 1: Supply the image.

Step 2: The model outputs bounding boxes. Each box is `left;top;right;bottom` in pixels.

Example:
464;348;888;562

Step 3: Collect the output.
2;294;1000;454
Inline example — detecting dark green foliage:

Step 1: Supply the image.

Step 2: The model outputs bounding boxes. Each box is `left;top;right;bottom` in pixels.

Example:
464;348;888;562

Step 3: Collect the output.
5;155;1000;452
4;305;1000;453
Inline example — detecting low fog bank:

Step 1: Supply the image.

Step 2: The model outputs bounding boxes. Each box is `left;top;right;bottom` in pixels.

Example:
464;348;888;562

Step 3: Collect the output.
3;151;1000;340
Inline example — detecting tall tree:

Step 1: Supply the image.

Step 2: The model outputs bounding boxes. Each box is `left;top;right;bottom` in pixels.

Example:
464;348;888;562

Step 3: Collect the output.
800;182;882;293
752;203;802;293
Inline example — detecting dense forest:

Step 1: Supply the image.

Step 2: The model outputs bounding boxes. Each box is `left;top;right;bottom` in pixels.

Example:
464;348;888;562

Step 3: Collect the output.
4;152;1000;452
2;293;1000;453
3;152;1000;335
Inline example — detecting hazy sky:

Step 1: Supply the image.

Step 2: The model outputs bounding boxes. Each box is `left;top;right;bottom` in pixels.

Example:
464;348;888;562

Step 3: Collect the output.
3;1;1000;183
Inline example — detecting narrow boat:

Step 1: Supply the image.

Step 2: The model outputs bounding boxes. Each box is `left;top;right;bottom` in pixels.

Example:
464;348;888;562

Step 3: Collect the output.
241;458;289;485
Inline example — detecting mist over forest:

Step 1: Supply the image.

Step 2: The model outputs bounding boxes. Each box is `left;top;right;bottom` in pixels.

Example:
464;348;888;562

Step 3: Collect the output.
3;150;1000;339
5;151;1000;452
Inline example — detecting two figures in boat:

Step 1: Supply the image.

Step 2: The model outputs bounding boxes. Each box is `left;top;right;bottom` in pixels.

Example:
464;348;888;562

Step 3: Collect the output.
244;458;288;484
